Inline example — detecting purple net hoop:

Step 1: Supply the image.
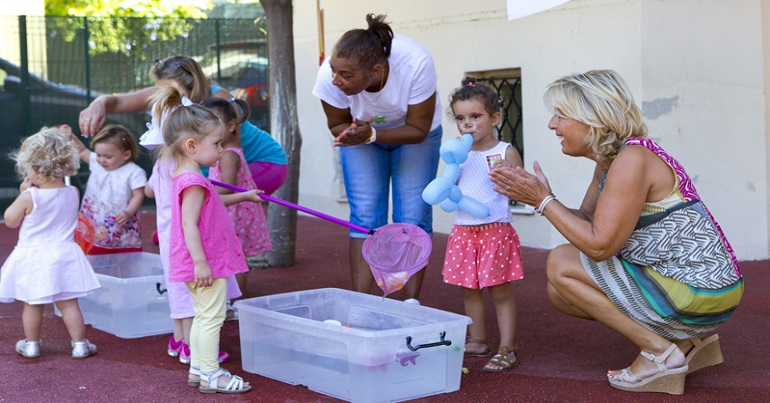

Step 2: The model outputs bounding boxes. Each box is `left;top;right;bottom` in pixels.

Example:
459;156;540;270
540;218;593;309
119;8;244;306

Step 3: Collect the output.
363;223;432;295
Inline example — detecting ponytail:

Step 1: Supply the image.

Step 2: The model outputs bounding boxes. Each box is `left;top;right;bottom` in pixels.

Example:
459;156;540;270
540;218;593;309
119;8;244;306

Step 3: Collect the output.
333;14;394;69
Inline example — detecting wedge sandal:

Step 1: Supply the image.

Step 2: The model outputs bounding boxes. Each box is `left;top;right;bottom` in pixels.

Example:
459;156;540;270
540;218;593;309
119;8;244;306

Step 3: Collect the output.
607;343;688;395
684;334;723;374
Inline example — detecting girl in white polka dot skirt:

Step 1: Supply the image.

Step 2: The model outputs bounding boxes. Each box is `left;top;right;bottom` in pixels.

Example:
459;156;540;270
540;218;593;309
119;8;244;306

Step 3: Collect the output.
443;77;524;372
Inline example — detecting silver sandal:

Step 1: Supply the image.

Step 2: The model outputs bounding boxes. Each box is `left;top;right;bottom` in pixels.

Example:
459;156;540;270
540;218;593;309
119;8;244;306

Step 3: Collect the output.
71;339;97;359
16;339;41;358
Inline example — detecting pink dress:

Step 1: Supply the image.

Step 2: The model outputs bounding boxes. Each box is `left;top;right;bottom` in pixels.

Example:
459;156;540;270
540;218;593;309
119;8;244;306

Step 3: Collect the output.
168;172;248;283
208;147;271;257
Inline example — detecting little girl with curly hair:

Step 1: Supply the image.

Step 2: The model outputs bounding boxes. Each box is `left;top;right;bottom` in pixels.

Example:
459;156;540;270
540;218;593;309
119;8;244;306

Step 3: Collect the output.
0;127;100;359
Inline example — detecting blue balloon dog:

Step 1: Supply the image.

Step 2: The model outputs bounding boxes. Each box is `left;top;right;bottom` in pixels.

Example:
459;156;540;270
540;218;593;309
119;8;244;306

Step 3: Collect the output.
421;133;490;218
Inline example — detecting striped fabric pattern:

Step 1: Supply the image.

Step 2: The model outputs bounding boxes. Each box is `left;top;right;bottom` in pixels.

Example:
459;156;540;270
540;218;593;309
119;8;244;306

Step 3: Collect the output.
581;138;744;339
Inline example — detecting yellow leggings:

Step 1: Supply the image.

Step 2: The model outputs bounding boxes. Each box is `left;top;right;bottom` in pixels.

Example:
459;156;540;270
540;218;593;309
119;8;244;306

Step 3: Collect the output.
186;278;227;372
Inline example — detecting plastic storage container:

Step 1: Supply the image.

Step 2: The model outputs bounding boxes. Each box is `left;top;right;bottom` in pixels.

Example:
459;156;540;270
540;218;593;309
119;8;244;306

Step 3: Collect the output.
235;288;471;403
55;252;172;339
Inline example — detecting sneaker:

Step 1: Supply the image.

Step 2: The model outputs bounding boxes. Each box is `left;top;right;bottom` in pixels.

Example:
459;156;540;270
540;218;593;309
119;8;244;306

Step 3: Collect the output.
178;343;230;365
168;336;185;357
179;342;191;364
404;298;420;305
71;339;97;359
218;350;230;364
16;339;41;358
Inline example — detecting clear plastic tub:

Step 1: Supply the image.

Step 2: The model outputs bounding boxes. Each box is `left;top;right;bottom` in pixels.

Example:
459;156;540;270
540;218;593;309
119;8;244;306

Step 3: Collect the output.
235;288;471;402
55;252;172;339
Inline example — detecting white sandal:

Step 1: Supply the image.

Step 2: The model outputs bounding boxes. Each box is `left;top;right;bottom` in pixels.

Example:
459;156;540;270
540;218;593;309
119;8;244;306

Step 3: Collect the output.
607;343;688;394
71;339;97;359
199;368;252;394
16;339;41;358
188;366;202;387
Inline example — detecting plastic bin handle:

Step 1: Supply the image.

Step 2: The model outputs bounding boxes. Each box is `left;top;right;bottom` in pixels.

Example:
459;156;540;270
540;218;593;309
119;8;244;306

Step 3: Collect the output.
406;331;452;351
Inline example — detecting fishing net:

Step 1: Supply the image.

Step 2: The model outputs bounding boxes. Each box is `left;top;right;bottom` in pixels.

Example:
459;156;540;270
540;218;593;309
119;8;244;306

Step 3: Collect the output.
208;179;432;295
363;223;432;295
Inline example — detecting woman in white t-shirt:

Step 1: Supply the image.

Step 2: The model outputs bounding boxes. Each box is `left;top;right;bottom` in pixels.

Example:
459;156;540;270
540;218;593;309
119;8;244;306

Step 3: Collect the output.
312;14;442;303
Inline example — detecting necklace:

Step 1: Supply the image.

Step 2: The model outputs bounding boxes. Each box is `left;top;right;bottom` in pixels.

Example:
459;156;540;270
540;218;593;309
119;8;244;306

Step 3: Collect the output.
379;63;387;91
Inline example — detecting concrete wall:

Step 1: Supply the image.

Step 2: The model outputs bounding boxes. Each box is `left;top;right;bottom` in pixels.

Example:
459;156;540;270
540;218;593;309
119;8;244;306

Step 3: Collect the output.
291;0;769;260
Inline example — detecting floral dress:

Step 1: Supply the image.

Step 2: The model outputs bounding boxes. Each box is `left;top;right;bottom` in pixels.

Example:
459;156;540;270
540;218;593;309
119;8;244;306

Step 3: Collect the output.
80;152;147;250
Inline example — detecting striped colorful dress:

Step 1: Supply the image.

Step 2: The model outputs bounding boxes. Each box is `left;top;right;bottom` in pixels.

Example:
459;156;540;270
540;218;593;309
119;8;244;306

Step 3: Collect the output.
581;138;743;340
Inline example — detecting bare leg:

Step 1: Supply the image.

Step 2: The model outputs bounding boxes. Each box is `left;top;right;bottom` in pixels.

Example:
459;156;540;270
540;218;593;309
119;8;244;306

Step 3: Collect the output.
489;283;517;348
55;299;86;342
349;238;374;294
547;245;685;376
182;317;193;343
172;319;185;343
22;303;44;342
483;283;518;370
403;267;426;301
461;287;487;354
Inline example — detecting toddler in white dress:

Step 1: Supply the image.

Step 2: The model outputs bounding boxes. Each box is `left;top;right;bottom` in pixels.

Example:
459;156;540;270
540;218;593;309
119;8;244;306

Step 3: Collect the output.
0;127;100;359
64;124;146;254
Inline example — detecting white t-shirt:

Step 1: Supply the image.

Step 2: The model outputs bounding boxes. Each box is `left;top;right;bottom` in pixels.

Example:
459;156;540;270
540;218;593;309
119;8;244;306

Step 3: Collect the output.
312;35;442;131
84;152;147;207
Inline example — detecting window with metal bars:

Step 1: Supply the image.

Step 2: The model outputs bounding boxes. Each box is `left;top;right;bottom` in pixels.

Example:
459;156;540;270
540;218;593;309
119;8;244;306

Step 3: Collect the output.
468;69;527;210
469;68;523;159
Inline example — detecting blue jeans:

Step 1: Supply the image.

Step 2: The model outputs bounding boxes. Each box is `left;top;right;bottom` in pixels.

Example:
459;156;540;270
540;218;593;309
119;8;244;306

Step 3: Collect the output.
340;126;442;239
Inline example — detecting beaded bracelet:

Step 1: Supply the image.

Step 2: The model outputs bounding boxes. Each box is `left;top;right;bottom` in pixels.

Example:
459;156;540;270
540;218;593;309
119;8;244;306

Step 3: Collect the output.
536;194;557;216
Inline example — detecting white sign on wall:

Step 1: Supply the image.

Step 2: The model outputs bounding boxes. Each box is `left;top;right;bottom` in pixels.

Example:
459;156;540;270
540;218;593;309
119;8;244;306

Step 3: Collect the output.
507;0;570;21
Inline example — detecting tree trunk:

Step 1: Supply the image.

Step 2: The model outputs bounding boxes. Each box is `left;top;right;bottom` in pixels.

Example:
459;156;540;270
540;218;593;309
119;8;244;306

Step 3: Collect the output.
261;0;301;267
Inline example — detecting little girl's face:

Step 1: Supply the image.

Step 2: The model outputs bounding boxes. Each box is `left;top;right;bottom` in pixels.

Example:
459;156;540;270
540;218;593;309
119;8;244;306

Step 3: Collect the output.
192;127;226;168
94;142;131;171
452;99;500;146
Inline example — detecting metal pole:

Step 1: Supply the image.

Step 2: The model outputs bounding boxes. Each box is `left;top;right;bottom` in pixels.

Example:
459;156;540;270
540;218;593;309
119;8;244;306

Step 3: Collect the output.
215;19;222;84
84;17;92;102
18;15;31;135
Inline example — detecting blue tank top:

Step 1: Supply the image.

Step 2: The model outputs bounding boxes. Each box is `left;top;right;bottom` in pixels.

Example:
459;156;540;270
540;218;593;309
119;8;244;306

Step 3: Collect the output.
210;85;287;166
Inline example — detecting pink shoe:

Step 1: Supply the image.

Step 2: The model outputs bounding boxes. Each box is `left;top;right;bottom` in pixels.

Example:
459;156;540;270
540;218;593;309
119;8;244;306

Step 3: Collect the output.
179;342;191;365
168;336;185;357
178;343;230;365
218;350;230;364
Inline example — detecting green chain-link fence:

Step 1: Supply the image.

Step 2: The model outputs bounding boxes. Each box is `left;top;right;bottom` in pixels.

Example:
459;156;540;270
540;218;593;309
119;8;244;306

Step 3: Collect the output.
0;15;268;211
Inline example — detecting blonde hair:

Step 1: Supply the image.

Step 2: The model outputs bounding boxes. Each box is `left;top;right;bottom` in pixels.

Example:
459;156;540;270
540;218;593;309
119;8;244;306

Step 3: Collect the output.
90;124;141;162
543;70;647;161
149;86;225;166
11;127;80;182
150;56;211;102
